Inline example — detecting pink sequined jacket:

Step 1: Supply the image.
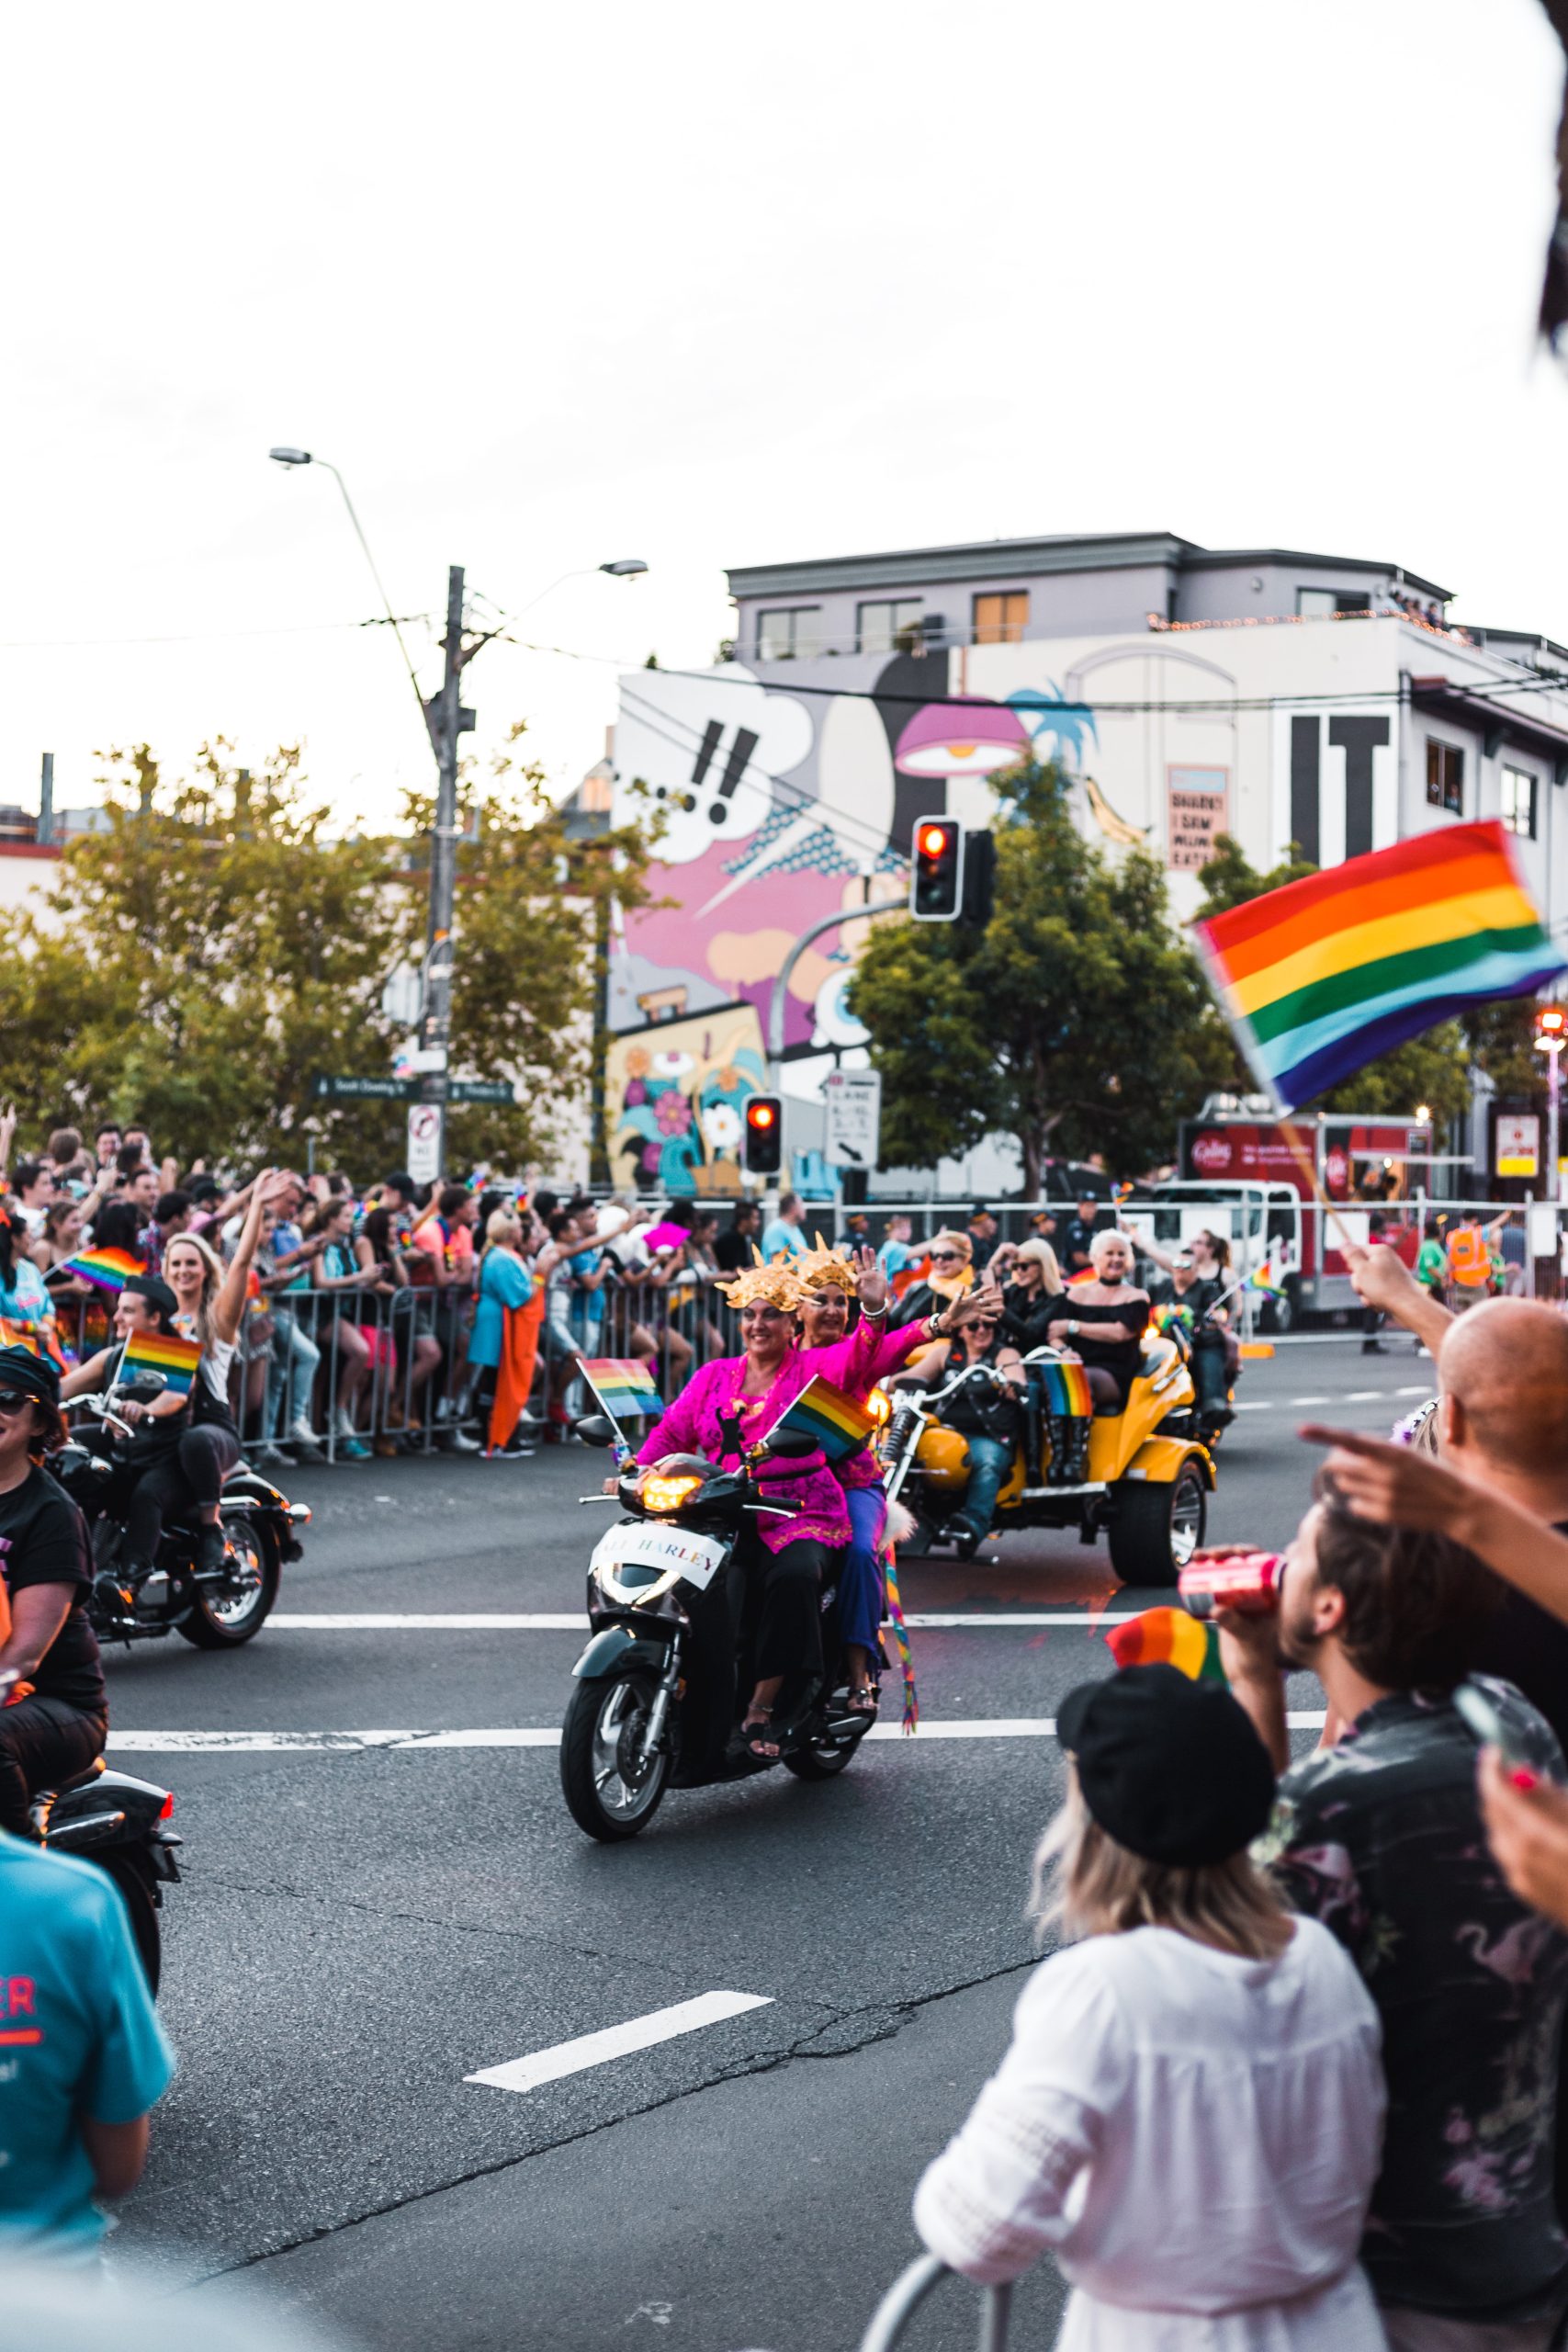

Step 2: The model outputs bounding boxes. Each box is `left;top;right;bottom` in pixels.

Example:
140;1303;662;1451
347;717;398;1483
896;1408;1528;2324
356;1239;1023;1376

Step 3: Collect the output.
634;1317;918;1551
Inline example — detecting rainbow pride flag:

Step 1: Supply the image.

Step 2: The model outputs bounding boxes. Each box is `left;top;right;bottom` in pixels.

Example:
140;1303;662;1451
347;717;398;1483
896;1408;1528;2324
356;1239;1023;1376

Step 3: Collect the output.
119;1328;202;1396
1066;1266;1098;1287
61;1247;143;1293
765;1376;876;1464
578;1358;662;1419
1247;1261;1284;1298
1106;1607;1224;1684
1192;820;1563;1114
1150;1300;1194;1336
0;1316;66;1372
1035;1359;1093;1417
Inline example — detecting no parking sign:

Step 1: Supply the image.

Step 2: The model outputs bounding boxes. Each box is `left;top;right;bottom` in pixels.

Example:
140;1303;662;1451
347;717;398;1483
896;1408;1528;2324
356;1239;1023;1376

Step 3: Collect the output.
407;1101;443;1184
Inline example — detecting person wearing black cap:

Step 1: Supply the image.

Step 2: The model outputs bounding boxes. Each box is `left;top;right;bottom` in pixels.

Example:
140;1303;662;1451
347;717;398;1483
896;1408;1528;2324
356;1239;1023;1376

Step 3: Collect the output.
0;1344;107;1836
913;1662;1387;2347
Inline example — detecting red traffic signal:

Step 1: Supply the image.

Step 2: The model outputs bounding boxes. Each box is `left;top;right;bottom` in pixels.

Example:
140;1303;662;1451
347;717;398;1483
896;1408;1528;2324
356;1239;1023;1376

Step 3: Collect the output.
909;817;964;921
1535;1005;1568;1051
743;1093;783;1176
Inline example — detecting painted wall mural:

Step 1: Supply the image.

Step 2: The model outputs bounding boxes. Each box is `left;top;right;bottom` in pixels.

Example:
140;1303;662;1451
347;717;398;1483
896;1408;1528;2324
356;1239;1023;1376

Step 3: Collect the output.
604;1003;769;1196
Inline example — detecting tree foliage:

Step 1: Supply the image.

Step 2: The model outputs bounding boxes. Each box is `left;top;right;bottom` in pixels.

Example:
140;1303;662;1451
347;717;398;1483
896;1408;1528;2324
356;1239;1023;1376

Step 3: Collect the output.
848;761;1226;1191
0;731;654;1176
1192;833;1473;1126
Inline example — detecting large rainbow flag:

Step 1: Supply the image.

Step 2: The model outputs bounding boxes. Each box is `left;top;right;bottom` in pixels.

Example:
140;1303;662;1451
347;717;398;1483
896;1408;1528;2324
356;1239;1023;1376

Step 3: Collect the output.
765;1376;876;1464
1192;820;1563;1113
119;1328;202;1396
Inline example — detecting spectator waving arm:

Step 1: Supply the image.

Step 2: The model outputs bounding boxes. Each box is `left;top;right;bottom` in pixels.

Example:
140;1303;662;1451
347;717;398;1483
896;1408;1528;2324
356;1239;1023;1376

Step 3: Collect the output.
210;1170;287;1347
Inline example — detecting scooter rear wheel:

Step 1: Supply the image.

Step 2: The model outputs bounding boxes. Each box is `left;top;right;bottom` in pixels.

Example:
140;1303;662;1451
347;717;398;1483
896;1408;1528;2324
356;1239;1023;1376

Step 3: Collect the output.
96;1847;162;1994
560;1672;671;1842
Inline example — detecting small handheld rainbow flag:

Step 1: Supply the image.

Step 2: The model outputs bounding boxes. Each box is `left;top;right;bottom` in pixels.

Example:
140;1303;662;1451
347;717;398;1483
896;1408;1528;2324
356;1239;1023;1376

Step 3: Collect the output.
1035;1359;1093;1417
764;1375;876;1464
578;1358;663;1419
1247;1261;1284;1298
1066;1265;1099;1287
1106;1607;1224;1684
1192;819;1563;1114
1150;1300;1194;1336
0;1316;66;1372
119;1328;202;1396
62;1248;143;1293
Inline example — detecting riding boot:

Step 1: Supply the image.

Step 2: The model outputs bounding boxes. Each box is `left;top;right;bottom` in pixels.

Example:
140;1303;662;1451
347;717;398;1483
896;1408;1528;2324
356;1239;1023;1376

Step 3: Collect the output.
1063;1416;1092;1486
194;1524;227;1576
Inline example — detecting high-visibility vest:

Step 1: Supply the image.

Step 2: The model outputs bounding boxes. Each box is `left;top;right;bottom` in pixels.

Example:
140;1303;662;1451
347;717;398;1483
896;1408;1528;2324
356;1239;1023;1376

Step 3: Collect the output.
1447;1226;1491;1287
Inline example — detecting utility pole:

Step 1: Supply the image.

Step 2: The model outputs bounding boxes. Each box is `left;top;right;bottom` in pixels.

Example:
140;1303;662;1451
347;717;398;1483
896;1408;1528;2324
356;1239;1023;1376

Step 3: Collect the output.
415;564;476;1177
37;752;53;846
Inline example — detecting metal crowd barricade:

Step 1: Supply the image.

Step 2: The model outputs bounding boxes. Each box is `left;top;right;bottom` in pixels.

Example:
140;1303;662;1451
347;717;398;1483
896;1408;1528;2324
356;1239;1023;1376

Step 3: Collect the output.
859;2256;1012;2351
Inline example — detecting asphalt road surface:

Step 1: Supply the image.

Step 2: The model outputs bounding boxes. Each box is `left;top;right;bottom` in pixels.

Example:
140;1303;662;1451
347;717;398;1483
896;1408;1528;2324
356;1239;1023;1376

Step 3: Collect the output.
103;1335;1433;2350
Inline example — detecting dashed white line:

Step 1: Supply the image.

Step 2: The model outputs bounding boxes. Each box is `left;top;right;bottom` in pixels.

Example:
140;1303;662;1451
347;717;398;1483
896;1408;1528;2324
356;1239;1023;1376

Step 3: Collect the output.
465;1991;773;2097
107;1712;1330;1754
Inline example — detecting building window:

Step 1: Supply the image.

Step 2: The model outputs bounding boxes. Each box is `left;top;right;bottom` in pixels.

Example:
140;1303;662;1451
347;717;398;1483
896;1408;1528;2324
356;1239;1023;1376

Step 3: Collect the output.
1298;587;1371;617
1502;764;1538;839
973;592;1029;646
1426;739;1464;816
756;607;820;661
857;598;923;655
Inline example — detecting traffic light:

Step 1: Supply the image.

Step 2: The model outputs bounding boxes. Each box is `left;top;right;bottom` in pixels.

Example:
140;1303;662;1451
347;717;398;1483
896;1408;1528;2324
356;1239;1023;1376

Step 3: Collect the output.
909;818;964;920
1535;1005;1568;1052
743;1093;783;1176
962;828;997;928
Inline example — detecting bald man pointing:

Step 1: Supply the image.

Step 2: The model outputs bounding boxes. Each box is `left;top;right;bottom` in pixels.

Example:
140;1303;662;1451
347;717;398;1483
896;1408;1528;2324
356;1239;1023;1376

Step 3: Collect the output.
1348;1243;1568;1752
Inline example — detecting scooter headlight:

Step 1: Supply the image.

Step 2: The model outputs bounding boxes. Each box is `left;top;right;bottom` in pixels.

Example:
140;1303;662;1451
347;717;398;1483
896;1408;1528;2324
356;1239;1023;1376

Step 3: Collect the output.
639;1472;704;1514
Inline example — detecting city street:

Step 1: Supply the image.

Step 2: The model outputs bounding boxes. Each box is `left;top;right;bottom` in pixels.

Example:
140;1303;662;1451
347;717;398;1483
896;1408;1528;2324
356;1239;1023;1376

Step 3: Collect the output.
113;1338;1434;2349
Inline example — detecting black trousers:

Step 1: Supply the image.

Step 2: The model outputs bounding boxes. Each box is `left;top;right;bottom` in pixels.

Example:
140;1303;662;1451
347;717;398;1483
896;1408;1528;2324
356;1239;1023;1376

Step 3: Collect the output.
0;1693;107;1835
118;1425;241;1565
738;1532;826;1688
1190;1340;1230;1413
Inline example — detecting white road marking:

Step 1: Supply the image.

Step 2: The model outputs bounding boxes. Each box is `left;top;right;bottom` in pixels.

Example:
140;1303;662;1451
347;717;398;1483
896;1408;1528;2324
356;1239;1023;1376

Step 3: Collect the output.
107;1711;1330;1754
1289;1396;1332;1406
465;1991;773;2097
1395;1385;1432;1396
267;1611;1144;1633
1343;1390;1386;1402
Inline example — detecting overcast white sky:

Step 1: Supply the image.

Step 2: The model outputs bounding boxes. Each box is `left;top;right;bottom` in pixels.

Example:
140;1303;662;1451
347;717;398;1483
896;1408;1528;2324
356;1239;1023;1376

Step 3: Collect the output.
3;0;1564;828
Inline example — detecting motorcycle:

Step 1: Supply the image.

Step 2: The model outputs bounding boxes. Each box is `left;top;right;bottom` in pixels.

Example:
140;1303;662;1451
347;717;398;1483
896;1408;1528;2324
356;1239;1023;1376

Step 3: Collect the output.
877;1331;1214;1587
560;1416;877;1842
4;1670;181;1993
52;1373;310;1649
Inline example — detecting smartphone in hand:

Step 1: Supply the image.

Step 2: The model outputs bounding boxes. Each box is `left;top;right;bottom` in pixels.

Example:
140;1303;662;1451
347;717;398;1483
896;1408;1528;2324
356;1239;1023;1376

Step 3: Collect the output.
1453;1679;1534;1772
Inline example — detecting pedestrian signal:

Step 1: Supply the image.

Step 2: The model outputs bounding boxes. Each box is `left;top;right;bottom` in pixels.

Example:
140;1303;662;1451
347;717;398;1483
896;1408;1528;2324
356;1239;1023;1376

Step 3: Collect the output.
1535;1005;1567;1052
909;818;964;921
743;1094;783;1176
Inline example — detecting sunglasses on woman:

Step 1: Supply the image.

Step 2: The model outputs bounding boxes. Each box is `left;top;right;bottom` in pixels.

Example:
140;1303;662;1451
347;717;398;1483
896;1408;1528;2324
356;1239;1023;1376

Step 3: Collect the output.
0;1390;39;1418
929;1250;961;1264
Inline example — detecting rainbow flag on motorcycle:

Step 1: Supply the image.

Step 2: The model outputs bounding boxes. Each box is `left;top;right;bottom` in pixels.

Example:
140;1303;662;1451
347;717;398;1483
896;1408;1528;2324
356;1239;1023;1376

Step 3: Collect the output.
578;1359;662;1419
0;1316;67;1372
1247;1261;1285;1298
765;1375;876;1464
1035;1359;1093;1417
61;1247;143;1293
119;1328;202;1395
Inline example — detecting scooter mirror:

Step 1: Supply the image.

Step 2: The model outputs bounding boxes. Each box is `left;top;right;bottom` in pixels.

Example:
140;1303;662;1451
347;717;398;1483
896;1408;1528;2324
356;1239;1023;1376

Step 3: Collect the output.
575;1414;619;1448
762;1428;818;1459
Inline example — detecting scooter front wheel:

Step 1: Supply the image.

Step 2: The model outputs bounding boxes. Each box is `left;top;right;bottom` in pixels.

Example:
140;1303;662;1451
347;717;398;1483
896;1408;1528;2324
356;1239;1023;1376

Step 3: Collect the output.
560;1671;671;1842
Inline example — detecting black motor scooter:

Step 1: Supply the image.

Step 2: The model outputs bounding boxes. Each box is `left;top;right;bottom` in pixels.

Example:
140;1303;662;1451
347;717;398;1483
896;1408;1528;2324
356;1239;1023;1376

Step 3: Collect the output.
560;1417;876;1841
53;1374;310;1649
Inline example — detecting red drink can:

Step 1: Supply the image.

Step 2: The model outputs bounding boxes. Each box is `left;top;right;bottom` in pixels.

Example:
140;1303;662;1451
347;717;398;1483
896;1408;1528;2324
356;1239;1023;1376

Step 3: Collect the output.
1178;1553;1283;1619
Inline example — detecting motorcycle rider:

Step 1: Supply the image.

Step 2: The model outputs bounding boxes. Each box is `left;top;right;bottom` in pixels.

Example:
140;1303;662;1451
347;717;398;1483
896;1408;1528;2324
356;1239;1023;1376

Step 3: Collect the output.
1145;1248;1234;1432
61;1174;279;1586
918;1309;1025;1558
792;1240;995;1708
0;1344;107;1837
1043;1227;1151;1412
894;1229;975;1330
626;1254;907;1760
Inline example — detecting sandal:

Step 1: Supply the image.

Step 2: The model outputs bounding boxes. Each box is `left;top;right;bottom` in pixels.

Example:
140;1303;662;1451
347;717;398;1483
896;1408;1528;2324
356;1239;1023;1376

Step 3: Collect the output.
739;1713;780;1760
846;1685;879;1716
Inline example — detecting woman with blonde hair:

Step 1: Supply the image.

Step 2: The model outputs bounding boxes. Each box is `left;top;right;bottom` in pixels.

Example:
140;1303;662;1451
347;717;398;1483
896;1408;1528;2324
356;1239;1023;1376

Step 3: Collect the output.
893;1229;974;1333
913;1664;1387;2349
998;1235;1065;1351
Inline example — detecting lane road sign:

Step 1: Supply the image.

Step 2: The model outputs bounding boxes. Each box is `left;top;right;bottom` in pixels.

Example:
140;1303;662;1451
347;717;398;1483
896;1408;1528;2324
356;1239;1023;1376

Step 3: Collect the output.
823;1069;882;1170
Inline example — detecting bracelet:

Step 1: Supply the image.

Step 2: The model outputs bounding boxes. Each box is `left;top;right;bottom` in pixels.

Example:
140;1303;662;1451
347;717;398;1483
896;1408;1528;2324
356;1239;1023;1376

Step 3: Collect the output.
862;1297;889;1319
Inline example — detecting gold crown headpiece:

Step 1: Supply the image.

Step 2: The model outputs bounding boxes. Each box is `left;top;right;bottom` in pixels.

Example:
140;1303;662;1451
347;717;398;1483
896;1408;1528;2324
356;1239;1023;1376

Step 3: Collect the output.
795;1233;858;1295
714;1250;807;1313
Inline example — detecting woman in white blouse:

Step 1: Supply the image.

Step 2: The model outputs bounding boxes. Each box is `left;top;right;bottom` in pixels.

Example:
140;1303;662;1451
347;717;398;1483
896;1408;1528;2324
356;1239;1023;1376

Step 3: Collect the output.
913;1663;1386;2351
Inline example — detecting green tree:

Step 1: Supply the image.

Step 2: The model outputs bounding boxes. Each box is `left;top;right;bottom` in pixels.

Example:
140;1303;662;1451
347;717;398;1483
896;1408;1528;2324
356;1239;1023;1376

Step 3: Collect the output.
1192;832;1472;1126
848;761;1223;1191
0;731;655;1176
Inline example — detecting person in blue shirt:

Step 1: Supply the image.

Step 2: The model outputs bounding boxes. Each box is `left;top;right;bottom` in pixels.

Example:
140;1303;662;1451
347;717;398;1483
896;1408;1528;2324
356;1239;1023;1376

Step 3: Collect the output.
0;1832;174;2261
876;1212;917;1281
760;1191;806;1261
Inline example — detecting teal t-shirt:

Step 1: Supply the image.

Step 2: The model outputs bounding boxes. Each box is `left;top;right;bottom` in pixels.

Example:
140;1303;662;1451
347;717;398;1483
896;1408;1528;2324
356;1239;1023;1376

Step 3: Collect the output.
760;1219;805;1260
0;1832;175;2256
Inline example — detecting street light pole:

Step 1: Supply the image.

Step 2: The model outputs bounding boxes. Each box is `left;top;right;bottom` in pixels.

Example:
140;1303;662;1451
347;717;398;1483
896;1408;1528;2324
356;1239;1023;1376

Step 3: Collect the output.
415;564;474;1172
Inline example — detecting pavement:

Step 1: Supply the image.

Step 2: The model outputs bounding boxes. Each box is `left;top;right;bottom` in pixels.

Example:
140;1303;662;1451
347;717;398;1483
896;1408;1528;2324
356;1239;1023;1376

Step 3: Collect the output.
102;1336;1433;2350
